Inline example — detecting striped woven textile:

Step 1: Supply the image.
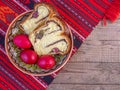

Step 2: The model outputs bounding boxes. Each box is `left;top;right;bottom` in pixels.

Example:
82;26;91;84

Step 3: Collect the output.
0;0;120;89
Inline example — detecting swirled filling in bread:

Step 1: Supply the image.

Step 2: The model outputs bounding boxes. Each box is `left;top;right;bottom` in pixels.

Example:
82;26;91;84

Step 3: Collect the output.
29;17;71;56
19;3;55;34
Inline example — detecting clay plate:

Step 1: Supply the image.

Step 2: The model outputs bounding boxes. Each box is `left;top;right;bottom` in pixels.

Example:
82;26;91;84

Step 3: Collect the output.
5;10;73;76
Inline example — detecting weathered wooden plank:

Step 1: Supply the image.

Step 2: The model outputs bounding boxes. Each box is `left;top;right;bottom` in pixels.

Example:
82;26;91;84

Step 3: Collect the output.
86;30;120;41
52;63;120;84
83;40;120;46
61;62;120;73
48;84;120;90
86;20;120;41
70;41;120;62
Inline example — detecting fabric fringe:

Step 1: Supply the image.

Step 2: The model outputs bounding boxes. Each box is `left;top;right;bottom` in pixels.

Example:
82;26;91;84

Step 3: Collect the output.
103;0;120;25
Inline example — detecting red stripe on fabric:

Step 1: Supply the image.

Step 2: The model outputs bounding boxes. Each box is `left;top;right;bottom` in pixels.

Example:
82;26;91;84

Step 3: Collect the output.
0;57;33;90
0;69;20;89
45;0;89;37
73;0;101;21
94;0;110;9
70;46;78;56
58;9;88;37
60;0;97;27
0;59;44;90
10;0;26;12
0;83;7;90
32;76;47;89
0;2;18;27
0;82;8;90
79;0;103;19
0;20;8;32
65;0;97;26
82;0;103;16
0;51;46;89
70;26;85;41
3;0;25;13
27;76;47;90
90;0;106;12
102;0;112;5
104;0;120;22
12;0;29;11
71;0;99;22
54;0;92;32
26;75;46;90
0;76;15;90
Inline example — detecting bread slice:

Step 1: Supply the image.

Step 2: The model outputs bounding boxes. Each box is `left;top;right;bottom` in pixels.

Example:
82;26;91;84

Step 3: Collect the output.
29;16;71;56
19;3;56;34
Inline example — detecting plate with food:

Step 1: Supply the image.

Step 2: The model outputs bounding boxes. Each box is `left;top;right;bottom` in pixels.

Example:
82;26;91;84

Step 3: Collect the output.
5;3;73;76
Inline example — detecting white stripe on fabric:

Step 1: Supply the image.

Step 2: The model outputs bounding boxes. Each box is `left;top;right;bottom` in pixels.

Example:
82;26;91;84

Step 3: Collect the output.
32;76;47;88
68;25;85;41
14;0;30;11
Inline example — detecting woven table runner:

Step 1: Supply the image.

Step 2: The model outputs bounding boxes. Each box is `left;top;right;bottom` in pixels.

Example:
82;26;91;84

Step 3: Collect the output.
0;0;120;90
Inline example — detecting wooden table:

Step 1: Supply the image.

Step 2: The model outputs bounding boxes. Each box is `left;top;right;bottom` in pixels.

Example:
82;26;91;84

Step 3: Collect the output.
48;18;120;90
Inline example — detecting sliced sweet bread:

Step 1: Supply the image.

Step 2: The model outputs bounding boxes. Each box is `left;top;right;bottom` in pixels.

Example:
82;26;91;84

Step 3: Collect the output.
29;16;71;56
19;3;56;34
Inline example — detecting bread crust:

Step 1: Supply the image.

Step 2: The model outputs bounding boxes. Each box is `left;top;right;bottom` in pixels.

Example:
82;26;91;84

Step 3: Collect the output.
29;16;71;55
19;3;57;34
34;2;57;16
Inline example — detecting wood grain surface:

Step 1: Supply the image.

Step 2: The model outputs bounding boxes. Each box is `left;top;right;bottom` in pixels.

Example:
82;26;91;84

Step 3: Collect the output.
48;18;120;90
